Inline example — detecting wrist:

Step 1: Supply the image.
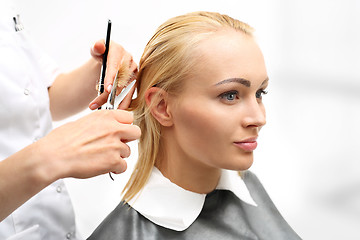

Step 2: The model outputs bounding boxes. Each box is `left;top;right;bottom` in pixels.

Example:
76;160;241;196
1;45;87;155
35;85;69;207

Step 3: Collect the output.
27;140;61;187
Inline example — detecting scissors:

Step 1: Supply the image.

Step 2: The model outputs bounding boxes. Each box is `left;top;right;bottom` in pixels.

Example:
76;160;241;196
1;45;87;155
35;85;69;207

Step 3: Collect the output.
105;73;136;180
104;73;136;110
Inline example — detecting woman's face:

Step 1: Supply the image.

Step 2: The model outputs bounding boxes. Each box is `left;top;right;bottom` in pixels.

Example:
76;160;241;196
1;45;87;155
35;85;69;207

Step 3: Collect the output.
167;29;268;171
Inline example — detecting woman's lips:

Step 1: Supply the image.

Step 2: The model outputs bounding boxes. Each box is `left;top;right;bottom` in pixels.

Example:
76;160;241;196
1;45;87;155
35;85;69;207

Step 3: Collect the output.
234;138;258;152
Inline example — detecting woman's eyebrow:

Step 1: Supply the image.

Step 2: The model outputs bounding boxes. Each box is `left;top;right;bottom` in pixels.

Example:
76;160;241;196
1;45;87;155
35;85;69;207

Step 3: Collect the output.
214;78;251;87
214;77;269;88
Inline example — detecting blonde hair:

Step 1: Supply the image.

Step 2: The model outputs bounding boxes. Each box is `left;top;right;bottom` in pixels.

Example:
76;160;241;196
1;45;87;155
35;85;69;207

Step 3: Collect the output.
123;11;254;202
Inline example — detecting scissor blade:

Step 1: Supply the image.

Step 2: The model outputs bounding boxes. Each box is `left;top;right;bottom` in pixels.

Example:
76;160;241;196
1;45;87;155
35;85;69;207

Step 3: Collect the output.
105;72;119;110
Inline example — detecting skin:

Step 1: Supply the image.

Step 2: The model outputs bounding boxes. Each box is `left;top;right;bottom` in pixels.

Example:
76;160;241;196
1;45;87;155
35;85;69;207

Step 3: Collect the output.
50;40;138;119
152;29;268;194
0;40;141;221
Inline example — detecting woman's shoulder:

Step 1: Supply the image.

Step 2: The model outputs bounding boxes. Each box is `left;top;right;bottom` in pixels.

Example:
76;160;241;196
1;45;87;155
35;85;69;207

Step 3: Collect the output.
241;170;271;203
240;170;302;239
87;201;146;240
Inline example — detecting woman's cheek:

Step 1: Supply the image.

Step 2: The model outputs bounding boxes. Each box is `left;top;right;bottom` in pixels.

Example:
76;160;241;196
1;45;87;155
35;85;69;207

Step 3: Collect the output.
176;103;227;151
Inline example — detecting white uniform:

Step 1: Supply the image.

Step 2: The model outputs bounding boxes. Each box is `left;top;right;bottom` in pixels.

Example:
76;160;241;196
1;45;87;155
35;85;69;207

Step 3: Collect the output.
0;2;80;240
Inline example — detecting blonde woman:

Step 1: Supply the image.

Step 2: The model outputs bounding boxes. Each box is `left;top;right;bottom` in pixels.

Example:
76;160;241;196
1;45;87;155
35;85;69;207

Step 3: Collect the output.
88;11;301;240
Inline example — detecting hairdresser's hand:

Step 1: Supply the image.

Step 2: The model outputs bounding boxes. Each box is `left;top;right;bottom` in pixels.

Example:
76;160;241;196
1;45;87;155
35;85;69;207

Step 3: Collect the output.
34;110;141;181
89;40;138;110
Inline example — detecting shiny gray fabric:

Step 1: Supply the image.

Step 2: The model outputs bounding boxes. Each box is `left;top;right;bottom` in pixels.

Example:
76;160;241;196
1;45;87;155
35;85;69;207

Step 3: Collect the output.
87;171;301;240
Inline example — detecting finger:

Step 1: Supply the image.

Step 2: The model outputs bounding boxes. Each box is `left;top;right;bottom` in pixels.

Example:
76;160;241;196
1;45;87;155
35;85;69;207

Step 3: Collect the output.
119;142;131;159
104;42;125;93
118;81;136;110
117;124;141;142
112;158;128;174
110;110;135;124
129;57;138;75
90;40;106;61
89;92;109;110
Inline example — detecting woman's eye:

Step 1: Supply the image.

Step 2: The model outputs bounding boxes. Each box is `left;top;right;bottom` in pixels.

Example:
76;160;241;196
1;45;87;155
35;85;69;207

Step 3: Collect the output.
256;89;268;99
219;91;239;102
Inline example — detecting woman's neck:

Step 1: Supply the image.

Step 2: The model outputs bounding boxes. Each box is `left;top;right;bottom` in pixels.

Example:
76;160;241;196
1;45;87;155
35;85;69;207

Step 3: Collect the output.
155;139;221;194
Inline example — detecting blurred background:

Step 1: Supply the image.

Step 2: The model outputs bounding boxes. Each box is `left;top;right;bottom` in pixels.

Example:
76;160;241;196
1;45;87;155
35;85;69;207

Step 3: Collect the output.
13;0;360;239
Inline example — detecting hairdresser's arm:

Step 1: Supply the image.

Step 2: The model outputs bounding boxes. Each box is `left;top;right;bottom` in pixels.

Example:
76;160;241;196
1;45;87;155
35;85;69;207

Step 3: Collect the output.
48;40;137;121
0;110;141;221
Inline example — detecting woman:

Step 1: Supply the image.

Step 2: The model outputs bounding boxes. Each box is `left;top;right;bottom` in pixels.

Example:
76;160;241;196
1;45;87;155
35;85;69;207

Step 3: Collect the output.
88;11;301;240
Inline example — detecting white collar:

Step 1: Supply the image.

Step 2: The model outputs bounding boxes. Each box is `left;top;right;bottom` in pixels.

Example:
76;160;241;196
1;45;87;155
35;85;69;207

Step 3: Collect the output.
127;167;257;231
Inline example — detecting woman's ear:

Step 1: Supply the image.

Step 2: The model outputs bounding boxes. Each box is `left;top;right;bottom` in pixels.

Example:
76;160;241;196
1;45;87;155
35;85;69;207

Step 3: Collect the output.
145;87;173;127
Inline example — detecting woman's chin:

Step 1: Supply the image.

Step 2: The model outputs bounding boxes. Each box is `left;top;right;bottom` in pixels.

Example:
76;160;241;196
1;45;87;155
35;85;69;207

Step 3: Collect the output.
223;154;254;171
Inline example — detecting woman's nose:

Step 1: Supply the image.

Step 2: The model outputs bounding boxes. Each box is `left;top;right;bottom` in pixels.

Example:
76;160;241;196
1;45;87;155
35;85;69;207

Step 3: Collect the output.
241;99;266;129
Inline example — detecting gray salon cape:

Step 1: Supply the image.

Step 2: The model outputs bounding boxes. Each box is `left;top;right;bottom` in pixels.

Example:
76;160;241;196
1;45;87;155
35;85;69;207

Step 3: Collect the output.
87;170;301;240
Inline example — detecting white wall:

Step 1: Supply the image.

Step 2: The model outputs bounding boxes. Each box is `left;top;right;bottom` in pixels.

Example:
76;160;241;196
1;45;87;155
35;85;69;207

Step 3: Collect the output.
13;0;360;239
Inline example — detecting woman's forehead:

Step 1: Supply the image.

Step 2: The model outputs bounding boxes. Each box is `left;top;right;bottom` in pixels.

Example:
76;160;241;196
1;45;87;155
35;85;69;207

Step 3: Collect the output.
186;30;266;86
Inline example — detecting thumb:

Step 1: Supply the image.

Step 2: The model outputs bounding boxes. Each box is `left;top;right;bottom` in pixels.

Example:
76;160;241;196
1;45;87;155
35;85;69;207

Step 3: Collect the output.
90;40;106;60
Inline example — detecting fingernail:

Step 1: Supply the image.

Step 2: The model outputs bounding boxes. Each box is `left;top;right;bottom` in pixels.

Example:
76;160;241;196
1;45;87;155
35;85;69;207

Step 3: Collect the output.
90;103;99;110
107;84;112;93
